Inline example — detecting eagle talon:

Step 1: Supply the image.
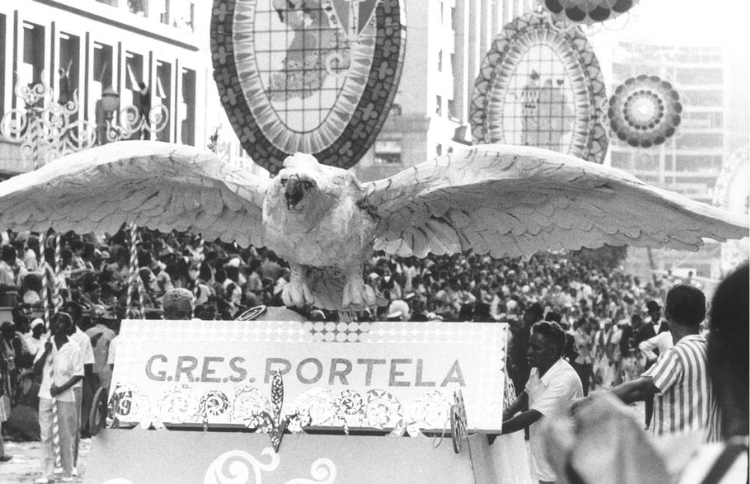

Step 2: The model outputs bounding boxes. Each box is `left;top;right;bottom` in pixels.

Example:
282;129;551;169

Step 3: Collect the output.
342;279;375;310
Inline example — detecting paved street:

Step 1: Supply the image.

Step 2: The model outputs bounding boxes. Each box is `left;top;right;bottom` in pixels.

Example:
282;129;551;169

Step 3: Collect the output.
0;438;89;484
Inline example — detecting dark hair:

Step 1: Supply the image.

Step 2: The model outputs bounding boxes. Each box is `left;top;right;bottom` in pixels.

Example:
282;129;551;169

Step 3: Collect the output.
665;284;706;327
70;239;83;252
52;311;73;328
1;245;16;262
531;320;566;355
708;263;749;383
546;311;562;324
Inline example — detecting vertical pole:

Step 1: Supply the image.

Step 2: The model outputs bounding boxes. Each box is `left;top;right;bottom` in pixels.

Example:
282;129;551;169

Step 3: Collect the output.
127;222;140;318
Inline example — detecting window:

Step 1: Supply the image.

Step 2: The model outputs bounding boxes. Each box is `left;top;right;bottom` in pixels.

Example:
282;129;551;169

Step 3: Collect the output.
448;99;457;120
374;140;402;164
438;49;443;72
156;61;172;142
676;68;723;86
58;33;80;105
125;52;145;95
94;43;114;89
22;22;45;88
676;133;723;150
180;68;196;145
436;144;443;156
436;95;442;117
610;151;632;170
684;90;723;107
172;0;195;33
128;0;145;15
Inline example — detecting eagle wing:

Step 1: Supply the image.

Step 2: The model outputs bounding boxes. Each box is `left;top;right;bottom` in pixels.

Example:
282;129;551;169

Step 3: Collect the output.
0;141;269;246
362;144;749;259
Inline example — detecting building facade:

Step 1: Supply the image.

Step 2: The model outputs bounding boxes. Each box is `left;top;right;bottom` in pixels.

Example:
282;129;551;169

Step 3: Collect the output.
0;0;231;177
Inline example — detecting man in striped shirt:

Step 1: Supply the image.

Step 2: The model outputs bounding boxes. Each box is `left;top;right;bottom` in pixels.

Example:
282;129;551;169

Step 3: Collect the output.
605;284;720;442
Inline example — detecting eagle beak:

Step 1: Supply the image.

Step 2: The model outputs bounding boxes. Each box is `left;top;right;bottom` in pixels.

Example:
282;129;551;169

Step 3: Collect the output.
285;174;305;210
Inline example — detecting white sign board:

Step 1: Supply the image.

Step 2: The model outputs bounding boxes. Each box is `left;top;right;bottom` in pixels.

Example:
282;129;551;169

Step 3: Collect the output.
110;320;508;433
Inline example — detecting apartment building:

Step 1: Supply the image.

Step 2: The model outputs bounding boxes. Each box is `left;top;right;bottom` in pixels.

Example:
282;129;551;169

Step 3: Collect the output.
0;0;224;177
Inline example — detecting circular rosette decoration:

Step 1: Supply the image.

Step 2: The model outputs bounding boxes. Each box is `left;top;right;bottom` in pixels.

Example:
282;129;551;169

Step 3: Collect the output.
363;389;404;434
469;12;608;163
108;384;151;427
608;74;682;148
333;390;364;431
404;391;451;437
160;386;200;424
287;388;336;431
210;0;406;174
199;390;231;424
231;385;272;428
544;0;638;25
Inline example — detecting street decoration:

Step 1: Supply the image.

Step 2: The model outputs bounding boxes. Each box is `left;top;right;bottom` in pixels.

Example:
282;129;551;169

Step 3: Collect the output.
607;74;682;148
712;146;749;274
470;12;608;164
542;0;638;25
0;142;746;312
0;74;97;170
0;73;168;169
210;0;406;174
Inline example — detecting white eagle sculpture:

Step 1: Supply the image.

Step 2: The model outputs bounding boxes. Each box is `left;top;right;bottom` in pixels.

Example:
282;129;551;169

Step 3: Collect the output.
0;141;746;310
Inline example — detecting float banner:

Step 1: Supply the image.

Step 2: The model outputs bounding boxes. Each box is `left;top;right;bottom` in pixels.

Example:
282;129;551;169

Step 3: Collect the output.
110;320;508;433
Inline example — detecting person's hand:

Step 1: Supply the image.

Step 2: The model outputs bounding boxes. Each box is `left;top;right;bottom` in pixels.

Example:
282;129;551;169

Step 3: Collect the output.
44;340;53;354
50;384;60;397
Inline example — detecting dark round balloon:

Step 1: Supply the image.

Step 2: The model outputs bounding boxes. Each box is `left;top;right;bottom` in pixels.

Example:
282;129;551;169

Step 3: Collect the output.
589;6;611;21
545;0;565;14
543;0;637;25
211;0;406;174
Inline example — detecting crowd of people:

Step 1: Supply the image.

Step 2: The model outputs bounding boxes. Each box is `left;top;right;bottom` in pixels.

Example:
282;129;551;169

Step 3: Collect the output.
0;227;744;483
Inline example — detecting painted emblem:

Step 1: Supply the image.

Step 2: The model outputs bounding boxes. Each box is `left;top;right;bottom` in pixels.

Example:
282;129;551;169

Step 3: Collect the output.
211;0;406;173
608;74;682;148
470;12;608;164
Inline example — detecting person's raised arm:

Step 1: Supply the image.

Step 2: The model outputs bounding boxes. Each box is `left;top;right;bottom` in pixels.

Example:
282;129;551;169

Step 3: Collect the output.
33;339;52;376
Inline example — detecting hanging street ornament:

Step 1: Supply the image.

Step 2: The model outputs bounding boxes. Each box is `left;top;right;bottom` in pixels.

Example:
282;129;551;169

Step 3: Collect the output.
470;11;609;164
543;0;639;25
608;74;682;148
211;0;406;174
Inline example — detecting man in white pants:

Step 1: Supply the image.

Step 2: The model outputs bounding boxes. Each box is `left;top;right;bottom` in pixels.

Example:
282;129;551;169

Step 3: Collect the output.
33;312;83;484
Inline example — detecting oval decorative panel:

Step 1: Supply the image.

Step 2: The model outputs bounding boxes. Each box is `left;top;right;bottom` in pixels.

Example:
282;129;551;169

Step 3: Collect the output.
470;12;608;164
211;0;406;174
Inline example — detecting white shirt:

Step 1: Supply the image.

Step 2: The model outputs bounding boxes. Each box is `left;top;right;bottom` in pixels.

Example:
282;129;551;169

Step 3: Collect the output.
639;331;674;363
35;339;83;402
107;335;118;366
69;326;95;389
22;332;45;358
525;358;583;482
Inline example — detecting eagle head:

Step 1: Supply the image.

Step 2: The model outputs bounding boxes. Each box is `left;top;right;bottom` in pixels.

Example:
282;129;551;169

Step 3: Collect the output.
263;152;363;233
